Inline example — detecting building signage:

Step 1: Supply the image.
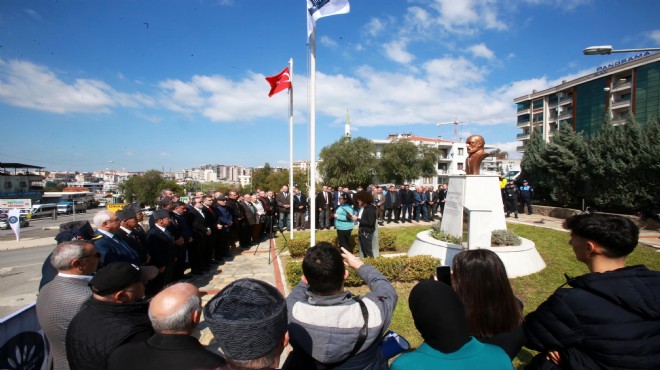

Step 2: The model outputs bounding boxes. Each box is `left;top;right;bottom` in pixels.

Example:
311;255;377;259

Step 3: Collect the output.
0;199;32;210
596;51;652;72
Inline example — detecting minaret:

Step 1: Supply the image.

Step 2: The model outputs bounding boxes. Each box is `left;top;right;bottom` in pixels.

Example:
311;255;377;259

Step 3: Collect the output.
344;108;351;138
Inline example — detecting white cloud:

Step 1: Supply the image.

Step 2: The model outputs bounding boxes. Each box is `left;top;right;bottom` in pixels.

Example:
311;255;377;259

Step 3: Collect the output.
320;35;338;48
430;0;507;34
364;18;385;37
383;39;415;64
24;9;43;22
468;43;496;60
0;59;152;114
649;29;660;43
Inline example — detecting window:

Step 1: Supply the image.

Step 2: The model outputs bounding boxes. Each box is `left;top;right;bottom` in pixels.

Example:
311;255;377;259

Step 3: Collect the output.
4;182;12;189
457;163;464;170
458;148;464;155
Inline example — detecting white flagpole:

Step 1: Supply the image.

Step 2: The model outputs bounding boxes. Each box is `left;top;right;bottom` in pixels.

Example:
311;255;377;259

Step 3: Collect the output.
309;28;317;247
289;58;295;240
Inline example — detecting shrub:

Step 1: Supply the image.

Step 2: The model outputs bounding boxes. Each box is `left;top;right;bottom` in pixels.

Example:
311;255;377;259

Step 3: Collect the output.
378;229;398;251
429;221;462;244
491;229;522;246
285;255;441;288
286;239;310;258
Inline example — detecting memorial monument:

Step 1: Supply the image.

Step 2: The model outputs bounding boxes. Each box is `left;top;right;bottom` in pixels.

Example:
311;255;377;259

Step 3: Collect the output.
408;134;545;278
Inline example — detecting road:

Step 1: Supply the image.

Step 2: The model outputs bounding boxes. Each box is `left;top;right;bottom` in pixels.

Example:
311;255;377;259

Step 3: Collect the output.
0;245;53;318
0;209;101;318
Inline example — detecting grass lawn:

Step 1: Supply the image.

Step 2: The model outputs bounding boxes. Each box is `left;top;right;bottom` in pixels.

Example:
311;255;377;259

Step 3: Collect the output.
279;223;660;368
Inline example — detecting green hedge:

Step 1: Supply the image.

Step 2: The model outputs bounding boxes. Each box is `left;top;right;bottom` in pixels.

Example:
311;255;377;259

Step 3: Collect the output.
285;255;441;287
285;229;399;258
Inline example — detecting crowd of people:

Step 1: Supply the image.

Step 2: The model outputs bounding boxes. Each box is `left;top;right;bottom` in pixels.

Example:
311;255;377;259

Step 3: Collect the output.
33;181;659;369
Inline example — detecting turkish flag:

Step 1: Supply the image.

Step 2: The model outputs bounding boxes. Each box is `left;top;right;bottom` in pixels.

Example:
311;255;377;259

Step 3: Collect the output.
266;67;292;97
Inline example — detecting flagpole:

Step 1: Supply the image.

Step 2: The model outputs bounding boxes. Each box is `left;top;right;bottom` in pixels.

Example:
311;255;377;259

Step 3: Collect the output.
309;28;317;247
288;58;294;240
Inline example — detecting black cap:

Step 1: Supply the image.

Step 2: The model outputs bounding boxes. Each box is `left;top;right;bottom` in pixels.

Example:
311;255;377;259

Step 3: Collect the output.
153;209;170;220
116;210;136;221
217;195;227;201
204;278;287;361
91;262;158;296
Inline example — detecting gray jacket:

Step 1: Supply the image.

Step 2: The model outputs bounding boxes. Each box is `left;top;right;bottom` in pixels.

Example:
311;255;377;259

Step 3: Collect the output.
285;264;398;369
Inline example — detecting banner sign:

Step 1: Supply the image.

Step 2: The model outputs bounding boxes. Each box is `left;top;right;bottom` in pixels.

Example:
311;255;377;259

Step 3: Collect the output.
0;199;32;211
106;203;128;213
0;304;50;370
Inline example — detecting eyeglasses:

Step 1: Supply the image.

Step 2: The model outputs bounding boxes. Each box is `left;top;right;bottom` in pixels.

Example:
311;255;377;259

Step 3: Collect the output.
79;252;101;259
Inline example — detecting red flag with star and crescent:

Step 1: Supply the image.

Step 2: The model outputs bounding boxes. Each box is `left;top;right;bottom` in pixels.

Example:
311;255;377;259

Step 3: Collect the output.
265;67;292;97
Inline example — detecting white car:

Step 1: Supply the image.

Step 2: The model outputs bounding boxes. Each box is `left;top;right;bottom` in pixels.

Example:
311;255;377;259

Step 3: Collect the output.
0;214;30;229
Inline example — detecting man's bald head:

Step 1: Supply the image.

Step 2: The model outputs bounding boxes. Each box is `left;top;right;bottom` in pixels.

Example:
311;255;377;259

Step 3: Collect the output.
148;283;201;334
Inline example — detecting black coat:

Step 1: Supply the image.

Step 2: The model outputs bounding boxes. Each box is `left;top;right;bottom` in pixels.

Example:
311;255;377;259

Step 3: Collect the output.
145;226;176;269
108;333;226;370
66;299;153;370
524;265;660;370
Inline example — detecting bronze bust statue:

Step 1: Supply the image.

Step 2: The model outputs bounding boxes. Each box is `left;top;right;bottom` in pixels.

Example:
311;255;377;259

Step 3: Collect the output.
465;135;488;175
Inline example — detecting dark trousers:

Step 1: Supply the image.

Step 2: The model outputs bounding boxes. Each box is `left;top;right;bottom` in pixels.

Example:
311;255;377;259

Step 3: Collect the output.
336;229;353;252
214;232;231;258
239;222;252;247
520;198;532;214
358;229;374;258
506;198;518;216
294;212;305;230
386;207;400;222
401;204;413;222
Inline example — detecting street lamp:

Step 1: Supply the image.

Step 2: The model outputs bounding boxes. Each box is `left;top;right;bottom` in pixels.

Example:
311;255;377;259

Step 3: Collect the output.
583;45;660;55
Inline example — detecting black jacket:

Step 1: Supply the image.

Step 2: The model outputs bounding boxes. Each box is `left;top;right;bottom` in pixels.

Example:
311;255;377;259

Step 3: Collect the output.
524;265;660;370
358;204;377;233
108;333;226;370
66;298;153;370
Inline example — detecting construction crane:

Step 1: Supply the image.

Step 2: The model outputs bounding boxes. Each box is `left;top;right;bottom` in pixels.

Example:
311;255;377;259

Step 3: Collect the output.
435;118;465;142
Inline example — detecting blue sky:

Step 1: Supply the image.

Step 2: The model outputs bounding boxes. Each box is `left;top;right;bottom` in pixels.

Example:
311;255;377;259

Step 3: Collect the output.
1;0;658;172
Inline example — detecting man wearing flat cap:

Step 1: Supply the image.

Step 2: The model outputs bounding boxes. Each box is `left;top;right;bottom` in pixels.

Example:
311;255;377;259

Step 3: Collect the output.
66;262;158;370
116;209;149;264
145;209;177;296
205;278;289;370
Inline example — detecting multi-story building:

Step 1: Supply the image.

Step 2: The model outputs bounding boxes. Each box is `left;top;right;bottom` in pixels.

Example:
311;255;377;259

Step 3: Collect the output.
515;52;660;152
0;162;45;202
371;133;498;188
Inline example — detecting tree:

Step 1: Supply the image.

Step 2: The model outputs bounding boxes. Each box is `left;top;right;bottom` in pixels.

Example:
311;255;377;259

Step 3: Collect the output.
318;137;376;188
521;128;550;202
375;140;440;184
251;163;274;191
541;123;590;206
119;170;182;205
488;148;509;159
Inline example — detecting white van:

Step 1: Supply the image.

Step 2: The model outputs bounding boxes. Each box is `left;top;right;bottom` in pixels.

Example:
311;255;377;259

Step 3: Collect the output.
30;203;59;218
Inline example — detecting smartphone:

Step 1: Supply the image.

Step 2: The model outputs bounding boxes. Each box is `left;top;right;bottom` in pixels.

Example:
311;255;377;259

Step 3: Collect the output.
436;265;451;286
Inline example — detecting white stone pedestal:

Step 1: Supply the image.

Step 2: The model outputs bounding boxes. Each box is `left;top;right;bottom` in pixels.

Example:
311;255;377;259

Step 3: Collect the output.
408;231;546;278
441;175;506;248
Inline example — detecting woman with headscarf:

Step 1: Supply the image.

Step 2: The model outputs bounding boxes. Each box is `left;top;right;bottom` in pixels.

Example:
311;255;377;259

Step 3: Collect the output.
391;280;513;370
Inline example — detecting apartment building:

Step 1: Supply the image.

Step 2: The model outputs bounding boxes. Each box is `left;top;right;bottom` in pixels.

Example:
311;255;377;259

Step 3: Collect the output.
515;52;660;152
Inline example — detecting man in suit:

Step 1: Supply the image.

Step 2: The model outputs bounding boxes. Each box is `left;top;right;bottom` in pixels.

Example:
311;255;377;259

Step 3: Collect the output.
214;196;233;259
276;185;291;231
108;283;226;370
374;186;386;226
171;202;192;280
399;184;415;223
385;185;401;223
145;209;177;296
116;210;149;264
315;185;333;230
438;184;448;217
186;197;210;275
293;187;307;231
36;240;99;370
93;210;141;267
239;193;259;248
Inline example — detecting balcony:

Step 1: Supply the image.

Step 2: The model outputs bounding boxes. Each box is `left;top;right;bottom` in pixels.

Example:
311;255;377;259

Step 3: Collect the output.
611;97;631;109
516;146;526;152
517;132;530;140
517;119;530;127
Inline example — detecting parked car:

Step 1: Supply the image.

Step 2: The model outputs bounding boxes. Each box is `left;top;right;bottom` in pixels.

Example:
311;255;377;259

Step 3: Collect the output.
0;213;30;229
